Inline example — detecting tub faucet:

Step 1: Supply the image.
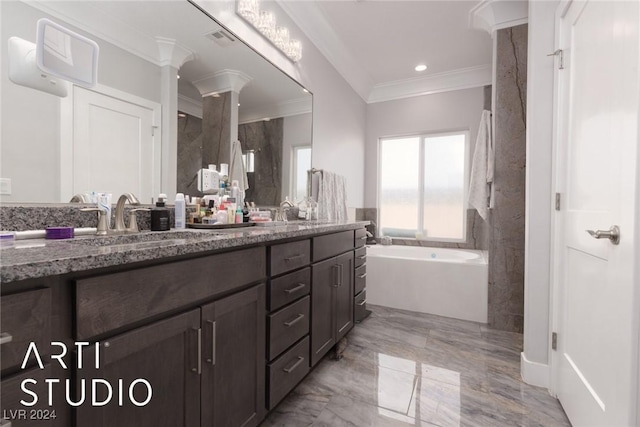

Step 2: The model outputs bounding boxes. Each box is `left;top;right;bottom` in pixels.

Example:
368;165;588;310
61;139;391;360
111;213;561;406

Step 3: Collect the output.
114;192;140;232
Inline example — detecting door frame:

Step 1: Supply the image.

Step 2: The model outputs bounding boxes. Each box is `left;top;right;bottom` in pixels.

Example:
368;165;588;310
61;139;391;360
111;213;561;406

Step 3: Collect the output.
60;83;162;202
548;1;640;424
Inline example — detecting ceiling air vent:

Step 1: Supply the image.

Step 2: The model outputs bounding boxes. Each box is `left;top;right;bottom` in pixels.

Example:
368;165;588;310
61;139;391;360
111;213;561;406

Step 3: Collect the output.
205;30;236;47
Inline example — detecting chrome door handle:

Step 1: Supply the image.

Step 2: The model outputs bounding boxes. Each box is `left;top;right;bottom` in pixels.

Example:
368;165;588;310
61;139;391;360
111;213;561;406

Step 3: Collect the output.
586;225;620;245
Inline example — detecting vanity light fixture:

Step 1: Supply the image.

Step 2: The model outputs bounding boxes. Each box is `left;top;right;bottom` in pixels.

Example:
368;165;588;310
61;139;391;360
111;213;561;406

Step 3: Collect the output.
237;0;302;62
415;64;428;72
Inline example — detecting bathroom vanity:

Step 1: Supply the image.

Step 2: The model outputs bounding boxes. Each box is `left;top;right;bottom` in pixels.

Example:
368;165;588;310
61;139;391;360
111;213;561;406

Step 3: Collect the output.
0;221;367;427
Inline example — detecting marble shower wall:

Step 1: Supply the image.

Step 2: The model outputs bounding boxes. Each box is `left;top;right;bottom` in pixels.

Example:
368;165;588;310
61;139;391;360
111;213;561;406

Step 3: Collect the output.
238;119;284;206
177;113;203;197
202;92;231;169
489;24;528;333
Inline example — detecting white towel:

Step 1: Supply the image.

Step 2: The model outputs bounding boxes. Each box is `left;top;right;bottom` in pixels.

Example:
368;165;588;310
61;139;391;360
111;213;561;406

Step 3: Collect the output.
317;171;348;222
468;110;494;221
229;140;248;191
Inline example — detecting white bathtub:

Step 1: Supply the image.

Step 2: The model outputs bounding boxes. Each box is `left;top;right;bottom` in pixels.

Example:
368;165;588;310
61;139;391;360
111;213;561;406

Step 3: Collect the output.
366;245;488;323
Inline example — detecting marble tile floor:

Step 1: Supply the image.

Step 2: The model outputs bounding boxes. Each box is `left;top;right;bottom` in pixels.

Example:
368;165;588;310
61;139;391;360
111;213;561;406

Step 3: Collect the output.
262;305;571;427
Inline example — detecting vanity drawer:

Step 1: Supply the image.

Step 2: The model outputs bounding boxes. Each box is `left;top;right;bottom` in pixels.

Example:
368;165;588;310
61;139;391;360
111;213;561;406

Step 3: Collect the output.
313;231;354;262
355;246;367;268
268;296;310;361
75;247;266;340
267;336;310;410
355;264;367;295
355;290;367;323
1;288;51;373
355;228;367;248
270;239;311;276
269;267;310;311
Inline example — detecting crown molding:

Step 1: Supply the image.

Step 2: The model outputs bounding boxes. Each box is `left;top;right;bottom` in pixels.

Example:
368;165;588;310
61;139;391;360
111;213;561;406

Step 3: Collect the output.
469;0;529;36
276;0;374;102
178;94;203;119
26;0;165;67
368;65;492;104
155;37;195;69
239;97;312;124
192;69;253;96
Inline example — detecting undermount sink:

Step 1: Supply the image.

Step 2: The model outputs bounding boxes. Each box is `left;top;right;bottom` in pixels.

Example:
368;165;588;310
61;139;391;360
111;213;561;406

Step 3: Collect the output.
71;230;211;246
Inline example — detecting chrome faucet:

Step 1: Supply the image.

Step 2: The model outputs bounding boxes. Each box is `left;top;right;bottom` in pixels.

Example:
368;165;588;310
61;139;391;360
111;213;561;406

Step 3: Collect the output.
276;198;295;222
114;193;140;232
70;193;91;203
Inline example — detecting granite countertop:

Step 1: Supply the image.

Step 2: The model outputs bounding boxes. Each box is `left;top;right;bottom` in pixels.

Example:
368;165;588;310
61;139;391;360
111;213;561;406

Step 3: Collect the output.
0;221;369;283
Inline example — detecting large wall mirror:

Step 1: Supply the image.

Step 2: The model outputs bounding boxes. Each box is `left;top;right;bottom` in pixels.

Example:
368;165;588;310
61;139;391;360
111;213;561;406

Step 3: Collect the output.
1;0;312;206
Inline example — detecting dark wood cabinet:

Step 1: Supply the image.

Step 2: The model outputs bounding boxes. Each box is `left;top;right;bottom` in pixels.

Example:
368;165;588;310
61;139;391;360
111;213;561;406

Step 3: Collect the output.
76;310;201;427
310;251;354;366
201;284;265;427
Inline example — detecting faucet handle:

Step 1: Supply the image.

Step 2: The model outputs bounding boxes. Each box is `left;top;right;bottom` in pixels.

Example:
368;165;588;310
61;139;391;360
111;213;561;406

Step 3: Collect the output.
127;208;150;233
80;208;110;236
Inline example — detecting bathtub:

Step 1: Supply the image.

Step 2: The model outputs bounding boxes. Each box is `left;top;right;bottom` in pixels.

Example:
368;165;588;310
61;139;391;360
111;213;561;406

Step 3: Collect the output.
366;245;488;323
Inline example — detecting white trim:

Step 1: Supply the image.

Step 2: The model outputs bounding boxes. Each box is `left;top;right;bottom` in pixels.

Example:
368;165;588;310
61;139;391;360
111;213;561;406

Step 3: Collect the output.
239;97;312;124
368;65;492;105
276;0;373;102
521;352;551;389
469;0;529;36
178;94;203;119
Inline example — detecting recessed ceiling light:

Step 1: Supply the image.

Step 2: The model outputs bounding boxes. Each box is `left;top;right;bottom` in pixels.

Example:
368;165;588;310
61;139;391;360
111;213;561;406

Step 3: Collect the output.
303;88;309;93
237;103;241;107
415;64;427;72
177;74;181;79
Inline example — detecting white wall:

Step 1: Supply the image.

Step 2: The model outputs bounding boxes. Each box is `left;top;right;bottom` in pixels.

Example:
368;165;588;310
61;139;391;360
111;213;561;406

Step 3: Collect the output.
193;0;366;210
282;113;312;199
1;1;162;203
521;0;558;389
364;87;485;208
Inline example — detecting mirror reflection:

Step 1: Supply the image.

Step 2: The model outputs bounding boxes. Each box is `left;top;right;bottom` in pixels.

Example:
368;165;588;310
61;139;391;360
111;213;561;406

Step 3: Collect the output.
1;0;312;206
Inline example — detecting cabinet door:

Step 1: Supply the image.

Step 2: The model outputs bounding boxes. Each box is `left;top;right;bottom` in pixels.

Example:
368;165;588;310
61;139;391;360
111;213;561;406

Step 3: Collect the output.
76;310;201;427
310;257;337;366
335;251;354;342
201;284;265;427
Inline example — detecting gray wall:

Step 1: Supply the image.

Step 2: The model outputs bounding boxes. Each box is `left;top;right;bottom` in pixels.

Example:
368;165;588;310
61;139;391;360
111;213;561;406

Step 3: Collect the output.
1;1;161;203
489;24;528;333
202;93;232;170
177;113;203;197
239;119;284;206
282;113;313;200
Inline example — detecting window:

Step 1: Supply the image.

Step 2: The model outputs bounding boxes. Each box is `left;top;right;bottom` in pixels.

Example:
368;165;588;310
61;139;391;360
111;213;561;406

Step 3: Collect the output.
378;131;469;241
291;146;311;201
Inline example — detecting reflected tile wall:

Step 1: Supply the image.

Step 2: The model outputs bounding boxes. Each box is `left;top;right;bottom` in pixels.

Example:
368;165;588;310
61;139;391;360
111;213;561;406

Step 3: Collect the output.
177;113;203;197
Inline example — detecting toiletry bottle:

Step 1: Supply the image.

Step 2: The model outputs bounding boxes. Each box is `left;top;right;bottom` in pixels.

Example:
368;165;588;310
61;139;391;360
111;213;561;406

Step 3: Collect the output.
216;209;227;224
151;193;170;231
174;193;186;229
235;206;243;224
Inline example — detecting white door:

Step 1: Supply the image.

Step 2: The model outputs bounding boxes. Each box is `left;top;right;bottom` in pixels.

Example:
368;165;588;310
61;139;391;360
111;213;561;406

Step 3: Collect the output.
72;86;161;203
553;1;639;425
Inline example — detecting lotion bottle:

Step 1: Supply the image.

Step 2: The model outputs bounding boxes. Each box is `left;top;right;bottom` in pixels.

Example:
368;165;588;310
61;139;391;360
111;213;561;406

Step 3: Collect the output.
174;193;186;229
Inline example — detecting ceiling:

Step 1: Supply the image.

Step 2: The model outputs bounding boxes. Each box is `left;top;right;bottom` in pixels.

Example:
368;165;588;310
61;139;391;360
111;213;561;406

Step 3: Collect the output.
278;0;493;103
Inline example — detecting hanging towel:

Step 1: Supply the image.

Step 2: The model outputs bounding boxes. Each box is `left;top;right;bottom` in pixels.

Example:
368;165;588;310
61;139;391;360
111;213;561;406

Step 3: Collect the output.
318;170;348;222
229;140;248;191
468;110;494;221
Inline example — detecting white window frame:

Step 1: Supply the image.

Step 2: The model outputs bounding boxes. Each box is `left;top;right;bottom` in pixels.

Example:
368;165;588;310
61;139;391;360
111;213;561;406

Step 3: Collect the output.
377;130;470;243
291;145;312;201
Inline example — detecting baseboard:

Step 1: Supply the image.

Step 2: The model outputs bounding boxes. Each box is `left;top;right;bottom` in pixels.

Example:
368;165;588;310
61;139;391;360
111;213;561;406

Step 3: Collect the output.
521;352;550;388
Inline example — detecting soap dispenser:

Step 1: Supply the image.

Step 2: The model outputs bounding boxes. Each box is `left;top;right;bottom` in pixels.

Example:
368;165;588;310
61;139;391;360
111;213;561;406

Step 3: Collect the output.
151;193;170;231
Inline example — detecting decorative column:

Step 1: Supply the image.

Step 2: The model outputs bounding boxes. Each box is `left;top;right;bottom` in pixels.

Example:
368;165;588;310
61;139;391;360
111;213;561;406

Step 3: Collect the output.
156;37;194;199
192;70;252;168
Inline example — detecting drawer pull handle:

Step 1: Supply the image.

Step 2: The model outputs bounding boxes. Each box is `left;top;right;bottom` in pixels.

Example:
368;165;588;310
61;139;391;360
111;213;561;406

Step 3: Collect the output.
357;255;367;260
283;356;305;373
285;254;306;261
0;419;12;427
0;333;13;345
284;313;305;327
358;236;367;240
357;299;367;307
358;273;367;279
206;320;216;365
284;283;306;294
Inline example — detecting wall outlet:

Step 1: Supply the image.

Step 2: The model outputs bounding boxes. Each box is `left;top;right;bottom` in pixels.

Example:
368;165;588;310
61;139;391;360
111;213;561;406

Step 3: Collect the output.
197;169;220;194
0;178;11;195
